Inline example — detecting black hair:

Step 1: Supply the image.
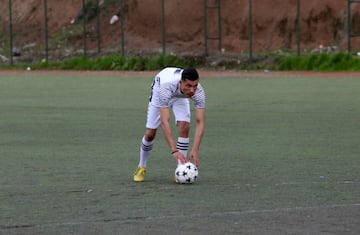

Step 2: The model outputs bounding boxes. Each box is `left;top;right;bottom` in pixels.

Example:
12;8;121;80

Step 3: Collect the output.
181;68;199;81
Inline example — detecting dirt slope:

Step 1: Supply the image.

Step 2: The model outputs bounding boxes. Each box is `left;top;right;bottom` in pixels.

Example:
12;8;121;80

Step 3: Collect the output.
1;0;360;55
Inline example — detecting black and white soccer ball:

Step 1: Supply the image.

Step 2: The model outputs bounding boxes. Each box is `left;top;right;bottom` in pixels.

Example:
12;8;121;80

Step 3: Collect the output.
175;162;198;184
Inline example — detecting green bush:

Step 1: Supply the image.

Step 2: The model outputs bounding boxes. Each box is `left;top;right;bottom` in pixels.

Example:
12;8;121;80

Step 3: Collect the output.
1;51;360;71
278;52;360;71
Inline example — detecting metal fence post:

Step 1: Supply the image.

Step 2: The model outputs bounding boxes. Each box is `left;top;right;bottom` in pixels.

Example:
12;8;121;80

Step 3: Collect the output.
120;0;125;55
96;0;101;53
204;0;208;56
217;0;222;51
44;0;49;62
249;0;253;64
8;0;13;65
296;0;300;56
161;0;166;54
82;0;87;56
347;0;351;52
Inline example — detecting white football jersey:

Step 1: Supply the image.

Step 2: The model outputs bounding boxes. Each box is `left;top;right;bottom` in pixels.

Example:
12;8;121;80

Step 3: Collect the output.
149;67;205;109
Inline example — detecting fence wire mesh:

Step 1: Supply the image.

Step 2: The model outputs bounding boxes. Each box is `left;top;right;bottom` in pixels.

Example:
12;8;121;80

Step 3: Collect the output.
0;0;360;65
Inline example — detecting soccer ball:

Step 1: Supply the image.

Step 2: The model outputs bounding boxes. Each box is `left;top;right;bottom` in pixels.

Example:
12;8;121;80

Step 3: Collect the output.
175;162;198;184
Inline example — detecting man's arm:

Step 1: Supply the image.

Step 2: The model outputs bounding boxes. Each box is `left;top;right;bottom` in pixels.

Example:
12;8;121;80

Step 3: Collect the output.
160;107;186;164
189;108;205;167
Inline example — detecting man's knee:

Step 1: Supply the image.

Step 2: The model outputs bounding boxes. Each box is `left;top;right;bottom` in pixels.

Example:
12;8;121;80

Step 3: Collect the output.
144;128;157;141
177;121;190;136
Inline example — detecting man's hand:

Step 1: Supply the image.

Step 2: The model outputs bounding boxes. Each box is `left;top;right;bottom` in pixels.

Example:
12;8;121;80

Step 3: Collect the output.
172;151;187;165
188;149;199;167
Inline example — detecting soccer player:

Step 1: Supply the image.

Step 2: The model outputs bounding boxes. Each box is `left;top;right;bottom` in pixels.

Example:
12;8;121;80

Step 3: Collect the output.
133;67;206;182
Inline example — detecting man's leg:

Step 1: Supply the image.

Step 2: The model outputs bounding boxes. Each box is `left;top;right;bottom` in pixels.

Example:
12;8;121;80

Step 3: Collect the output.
172;98;191;164
176;122;190;161
134;103;160;182
134;129;156;182
138;129;156;168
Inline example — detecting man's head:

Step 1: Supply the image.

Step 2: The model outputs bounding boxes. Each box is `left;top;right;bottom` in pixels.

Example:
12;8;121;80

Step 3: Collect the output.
181;68;199;81
180;68;199;97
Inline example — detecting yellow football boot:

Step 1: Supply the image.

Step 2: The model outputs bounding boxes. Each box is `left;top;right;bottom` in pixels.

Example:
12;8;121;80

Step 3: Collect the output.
133;167;146;182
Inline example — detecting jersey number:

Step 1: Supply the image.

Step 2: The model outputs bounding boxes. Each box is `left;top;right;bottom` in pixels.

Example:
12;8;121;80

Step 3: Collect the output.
149;77;160;102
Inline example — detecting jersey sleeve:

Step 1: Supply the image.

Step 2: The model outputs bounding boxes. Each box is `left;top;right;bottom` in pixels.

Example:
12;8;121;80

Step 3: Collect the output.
158;85;173;108
192;84;206;109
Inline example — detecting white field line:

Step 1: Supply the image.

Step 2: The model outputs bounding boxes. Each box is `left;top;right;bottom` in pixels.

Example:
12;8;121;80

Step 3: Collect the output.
5;202;358;229
207;180;359;189
1;181;358;230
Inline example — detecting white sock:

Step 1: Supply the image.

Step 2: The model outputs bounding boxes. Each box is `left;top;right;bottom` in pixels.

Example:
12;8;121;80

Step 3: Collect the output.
176;137;189;165
138;136;154;168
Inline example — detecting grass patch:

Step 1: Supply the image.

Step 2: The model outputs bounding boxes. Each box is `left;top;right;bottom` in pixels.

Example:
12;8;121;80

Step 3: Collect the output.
0;73;359;234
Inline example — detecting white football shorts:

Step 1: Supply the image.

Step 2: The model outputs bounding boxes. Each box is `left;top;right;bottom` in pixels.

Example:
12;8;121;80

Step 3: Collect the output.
146;98;190;129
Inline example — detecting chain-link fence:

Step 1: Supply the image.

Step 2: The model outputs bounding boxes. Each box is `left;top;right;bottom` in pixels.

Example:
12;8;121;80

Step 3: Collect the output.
1;0;360;65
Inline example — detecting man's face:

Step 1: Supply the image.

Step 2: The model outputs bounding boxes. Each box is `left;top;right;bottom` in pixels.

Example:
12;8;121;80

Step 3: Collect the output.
180;78;199;97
